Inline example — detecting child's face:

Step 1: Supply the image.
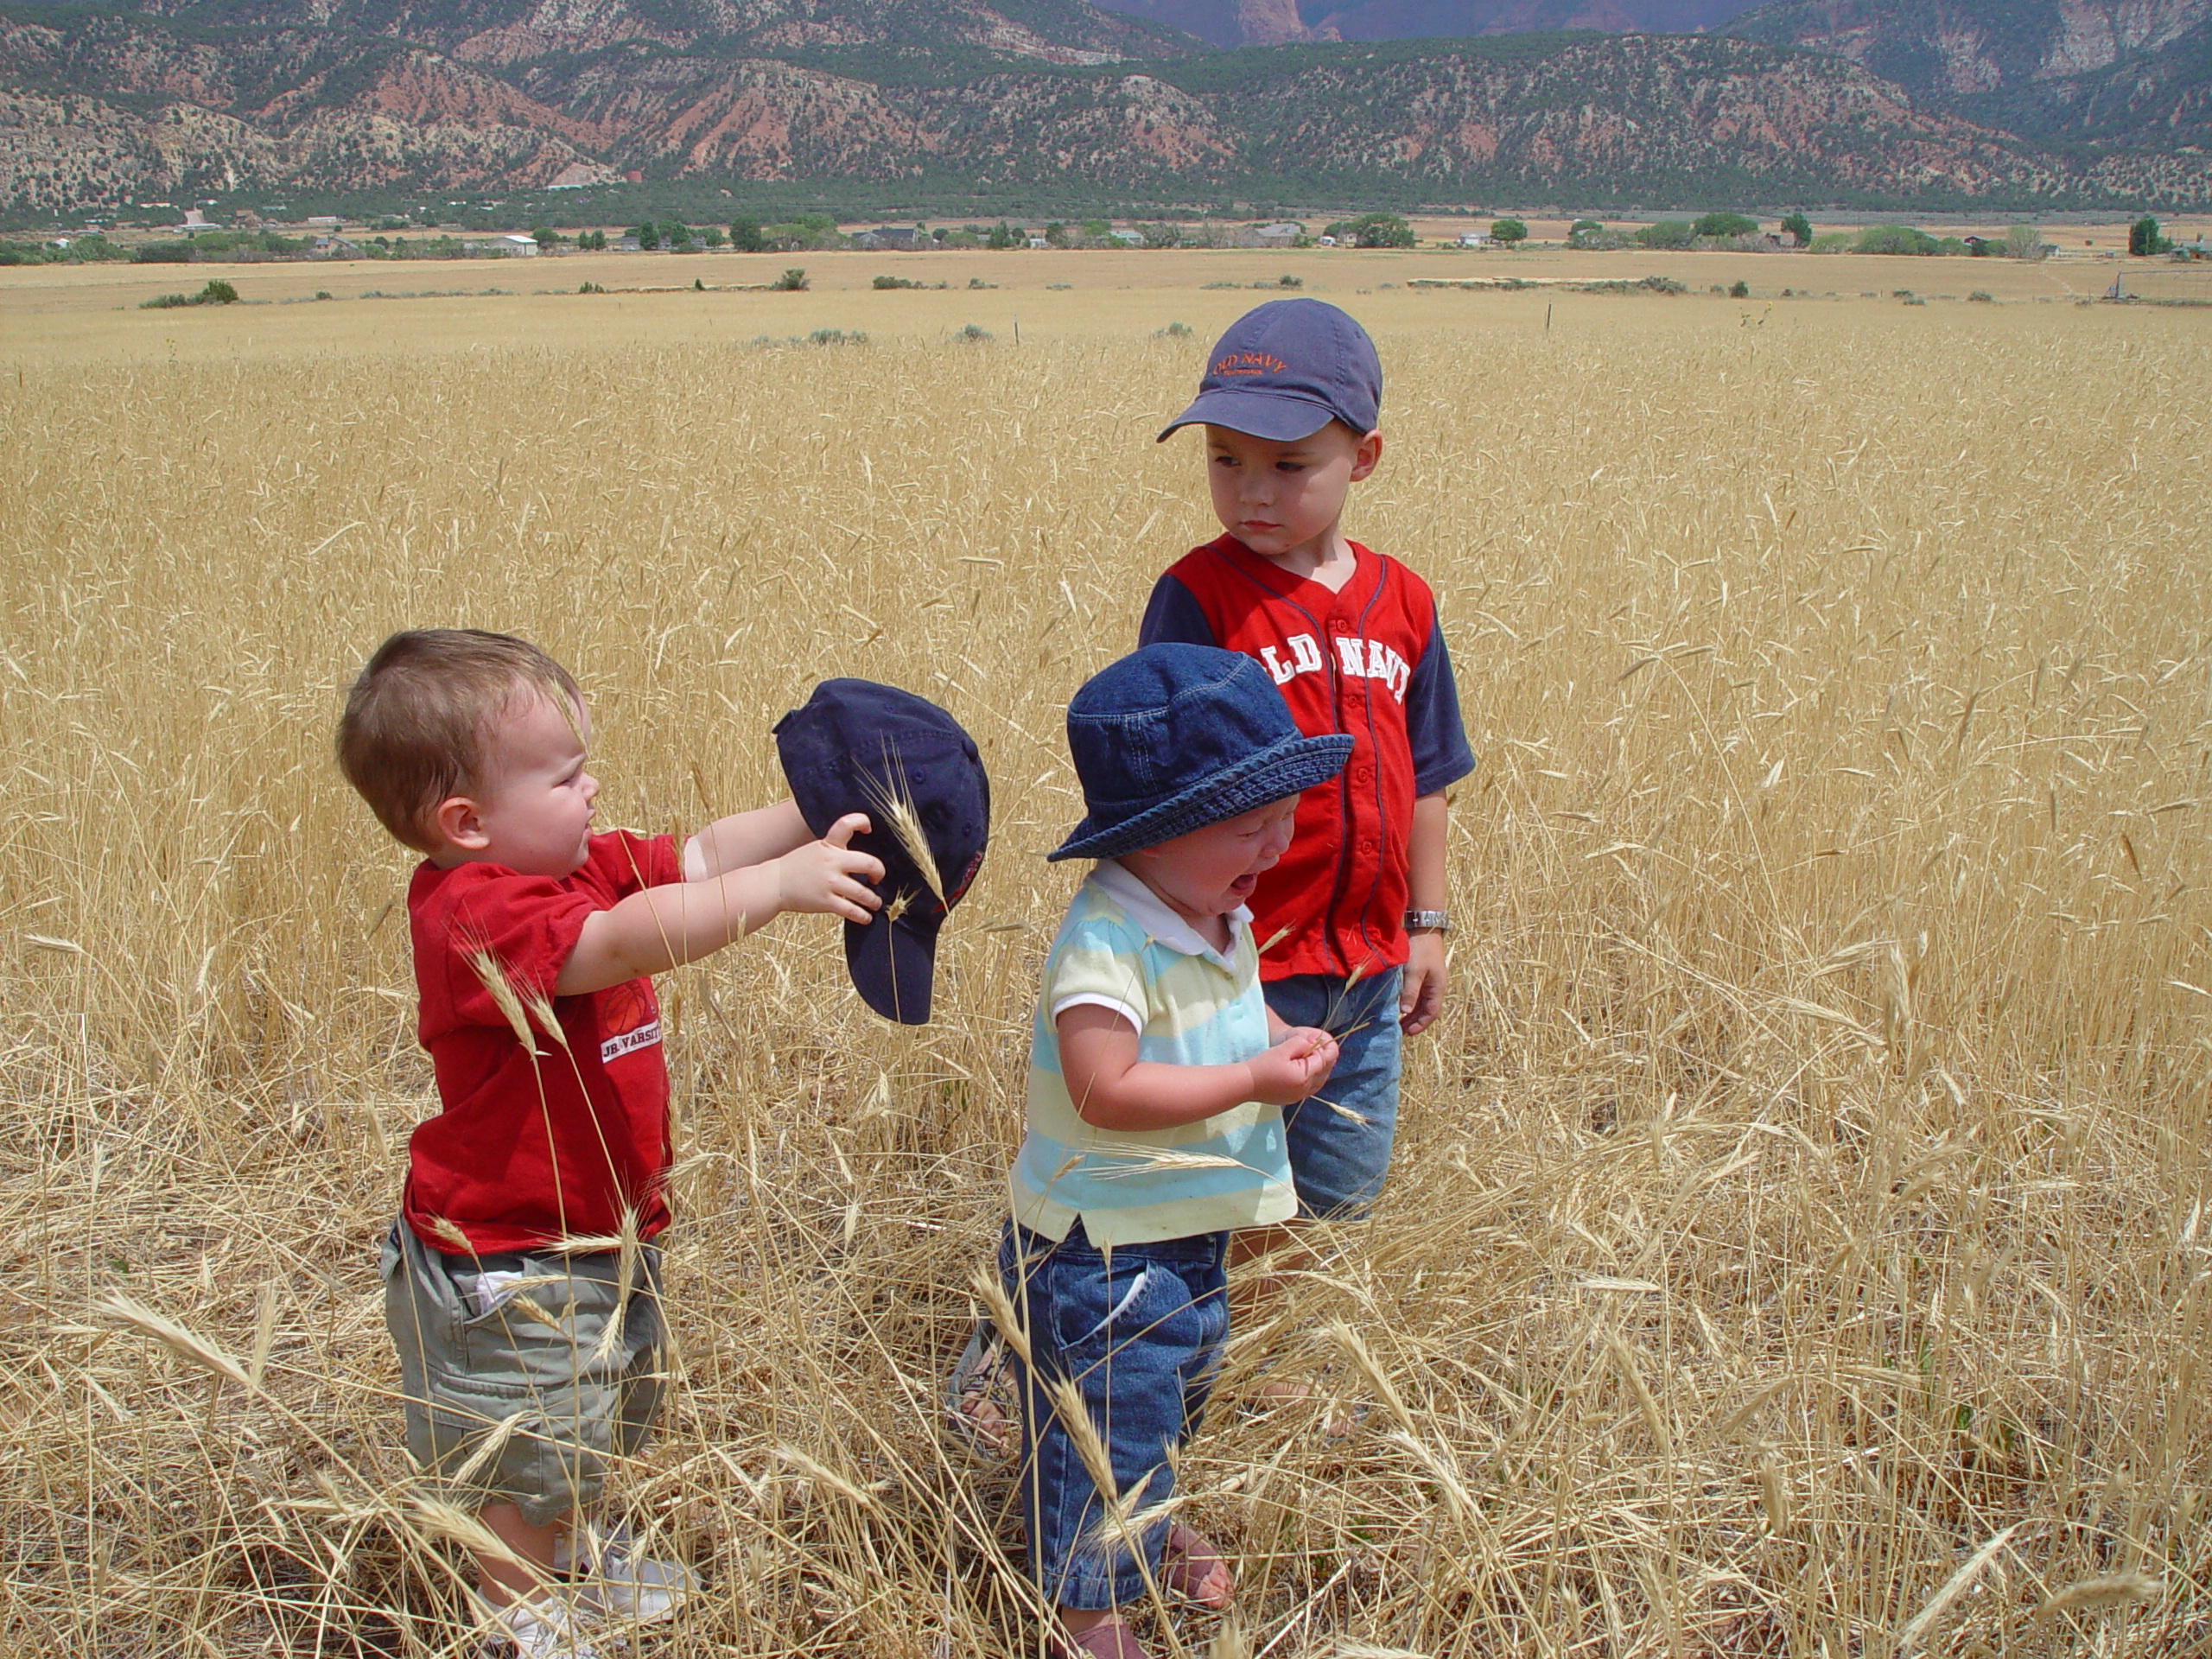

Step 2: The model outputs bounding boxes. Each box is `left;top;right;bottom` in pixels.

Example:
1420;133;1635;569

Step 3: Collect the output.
1205;420;1381;561
1123;796;1300;927
444;690;599;876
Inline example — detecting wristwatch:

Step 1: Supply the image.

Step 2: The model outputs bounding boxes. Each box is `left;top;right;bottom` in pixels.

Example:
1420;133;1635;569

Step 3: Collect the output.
1404;909;1451;933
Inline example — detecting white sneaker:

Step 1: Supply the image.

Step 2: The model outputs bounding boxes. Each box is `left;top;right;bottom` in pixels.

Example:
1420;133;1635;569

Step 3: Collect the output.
480;1594;607;1659
555;1521;697;1623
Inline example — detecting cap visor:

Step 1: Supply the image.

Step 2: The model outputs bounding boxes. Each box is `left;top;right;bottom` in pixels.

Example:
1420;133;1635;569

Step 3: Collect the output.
1156;390;1340;443
844;906;939;1025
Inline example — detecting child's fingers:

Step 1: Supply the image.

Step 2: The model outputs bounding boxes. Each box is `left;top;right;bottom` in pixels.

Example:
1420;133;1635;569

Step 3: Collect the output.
822;811;873;848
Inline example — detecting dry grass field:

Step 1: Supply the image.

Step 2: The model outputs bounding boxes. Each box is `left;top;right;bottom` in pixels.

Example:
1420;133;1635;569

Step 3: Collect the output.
4;250;2212;1659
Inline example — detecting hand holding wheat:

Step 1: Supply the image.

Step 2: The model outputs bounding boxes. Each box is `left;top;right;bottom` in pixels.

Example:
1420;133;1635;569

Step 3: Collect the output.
1245;1027;1339;1105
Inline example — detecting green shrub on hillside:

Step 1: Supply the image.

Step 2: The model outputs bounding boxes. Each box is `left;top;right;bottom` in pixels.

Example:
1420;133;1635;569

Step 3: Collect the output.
1632;220;1695;250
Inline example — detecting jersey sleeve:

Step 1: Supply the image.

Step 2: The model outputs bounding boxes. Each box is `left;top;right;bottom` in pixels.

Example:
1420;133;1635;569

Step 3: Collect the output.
1408;610;1477;796
1137;572;1218;649
1046;916;1150;1033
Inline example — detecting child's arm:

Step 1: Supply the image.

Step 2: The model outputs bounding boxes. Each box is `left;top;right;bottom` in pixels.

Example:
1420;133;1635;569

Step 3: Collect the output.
681;798;813;881
1399;790;1450;1035
556;812;882;995
1057;1005;1338;1131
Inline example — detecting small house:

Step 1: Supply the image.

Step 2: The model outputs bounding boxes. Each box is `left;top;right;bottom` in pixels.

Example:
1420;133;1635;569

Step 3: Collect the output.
855;226;920;251
1457;230;1488;247
1234;221;1303;247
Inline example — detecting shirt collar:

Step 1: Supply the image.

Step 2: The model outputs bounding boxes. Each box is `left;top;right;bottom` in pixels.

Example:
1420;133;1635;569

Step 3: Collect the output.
1090;859;1250;968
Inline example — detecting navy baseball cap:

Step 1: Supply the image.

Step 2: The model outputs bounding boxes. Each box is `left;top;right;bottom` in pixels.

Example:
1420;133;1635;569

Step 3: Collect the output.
1157;299;1382;443
774;680;989;1025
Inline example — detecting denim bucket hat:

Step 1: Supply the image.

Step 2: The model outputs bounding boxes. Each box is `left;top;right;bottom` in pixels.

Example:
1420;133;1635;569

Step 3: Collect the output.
1048;643;1352;862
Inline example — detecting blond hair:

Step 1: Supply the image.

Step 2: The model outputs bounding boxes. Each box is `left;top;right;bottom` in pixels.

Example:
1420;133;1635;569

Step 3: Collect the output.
335;629;581;853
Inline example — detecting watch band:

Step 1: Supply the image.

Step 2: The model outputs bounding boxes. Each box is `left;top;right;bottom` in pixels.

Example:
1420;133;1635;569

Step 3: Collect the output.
1404;909;1451;933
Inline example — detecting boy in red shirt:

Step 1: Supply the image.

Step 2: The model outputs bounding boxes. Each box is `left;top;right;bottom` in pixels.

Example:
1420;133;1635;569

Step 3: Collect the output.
1141;300;1475;1235
337;629;883;1658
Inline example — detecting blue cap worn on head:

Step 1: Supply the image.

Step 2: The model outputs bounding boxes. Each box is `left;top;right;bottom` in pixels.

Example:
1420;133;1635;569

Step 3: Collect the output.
775;680;990;1025
1050;644;1352;862
1157;298;1382;443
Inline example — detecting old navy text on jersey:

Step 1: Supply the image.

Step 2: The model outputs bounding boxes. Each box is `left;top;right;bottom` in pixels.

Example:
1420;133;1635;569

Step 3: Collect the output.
1255;632;1412;702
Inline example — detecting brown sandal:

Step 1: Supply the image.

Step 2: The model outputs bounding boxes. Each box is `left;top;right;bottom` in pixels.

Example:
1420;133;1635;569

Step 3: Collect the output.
1159;1523;1233;1610
1049;1614;1149;1659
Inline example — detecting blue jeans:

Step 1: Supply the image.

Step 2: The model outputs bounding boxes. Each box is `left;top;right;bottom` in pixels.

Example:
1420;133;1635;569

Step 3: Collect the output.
998;1220;1229;1610
1266;967;1403;1218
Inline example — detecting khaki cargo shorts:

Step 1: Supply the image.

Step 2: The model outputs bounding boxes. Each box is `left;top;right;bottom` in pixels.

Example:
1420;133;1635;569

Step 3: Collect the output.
381;1221;668;1527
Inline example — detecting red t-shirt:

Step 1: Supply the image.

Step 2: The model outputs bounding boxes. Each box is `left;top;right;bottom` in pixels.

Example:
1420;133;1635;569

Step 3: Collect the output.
403;830;683;1255
1141;535;1474;982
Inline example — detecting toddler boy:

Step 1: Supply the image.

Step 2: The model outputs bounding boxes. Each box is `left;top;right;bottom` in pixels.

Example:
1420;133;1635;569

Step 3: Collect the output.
1141;299;1475;1224
336;628;883;1658
997;642;1345;1657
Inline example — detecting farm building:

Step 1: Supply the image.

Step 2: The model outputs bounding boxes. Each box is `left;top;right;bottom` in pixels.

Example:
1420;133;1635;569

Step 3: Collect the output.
1235;222;1304;247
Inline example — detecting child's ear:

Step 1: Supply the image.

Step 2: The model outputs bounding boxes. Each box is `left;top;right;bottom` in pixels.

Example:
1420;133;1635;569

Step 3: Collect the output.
431;794;491;855
1350;429;1383;482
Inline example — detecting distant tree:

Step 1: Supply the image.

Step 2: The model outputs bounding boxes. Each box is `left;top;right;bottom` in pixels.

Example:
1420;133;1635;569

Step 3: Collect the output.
664;221;696;250
633;223;658;250
729;215;766;252
531;226;559;247
1569;218;1603;236
987;220;1023;250
1079;218;1111;240
2130;215;2171;256
1853;225;1942;255
1323;212;1415;249
772;267;808;290
1694;211;1758;239
1728;278;1749;297
1491;218;1529;245
2003;223;2044;260
701;226;726;248
1632;219;1695;250
1044;220;1068;245
1781;211;1813;246
1140;222;1184;249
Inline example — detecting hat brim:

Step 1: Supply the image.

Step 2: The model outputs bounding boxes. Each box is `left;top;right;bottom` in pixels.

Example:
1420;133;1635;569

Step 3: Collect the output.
1047;733;1353;862
844;898;943;1025
1157;389;1342;444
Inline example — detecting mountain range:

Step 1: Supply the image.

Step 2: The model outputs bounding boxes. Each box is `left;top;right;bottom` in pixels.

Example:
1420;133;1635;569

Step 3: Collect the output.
2;0;2208;216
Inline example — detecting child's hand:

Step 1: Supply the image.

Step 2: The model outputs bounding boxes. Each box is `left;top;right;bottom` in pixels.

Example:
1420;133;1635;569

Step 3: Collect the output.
1244;1026;1339;1106
772;813;886;924
1400;930;1447;1036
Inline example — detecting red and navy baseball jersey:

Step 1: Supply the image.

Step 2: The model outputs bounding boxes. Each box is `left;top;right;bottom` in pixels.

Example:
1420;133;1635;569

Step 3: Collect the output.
1140;534;1474;982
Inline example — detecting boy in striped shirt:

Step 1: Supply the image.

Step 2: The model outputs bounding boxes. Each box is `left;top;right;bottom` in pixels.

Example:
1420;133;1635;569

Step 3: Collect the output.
999;643;1347;1658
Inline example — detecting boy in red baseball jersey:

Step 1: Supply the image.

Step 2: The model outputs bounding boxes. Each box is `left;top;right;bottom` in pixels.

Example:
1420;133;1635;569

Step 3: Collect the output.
1141;300;1474;1225
337;629;884;1658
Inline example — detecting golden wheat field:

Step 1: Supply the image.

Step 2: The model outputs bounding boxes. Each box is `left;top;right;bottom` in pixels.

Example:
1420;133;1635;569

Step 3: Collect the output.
5;249;2212;1659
